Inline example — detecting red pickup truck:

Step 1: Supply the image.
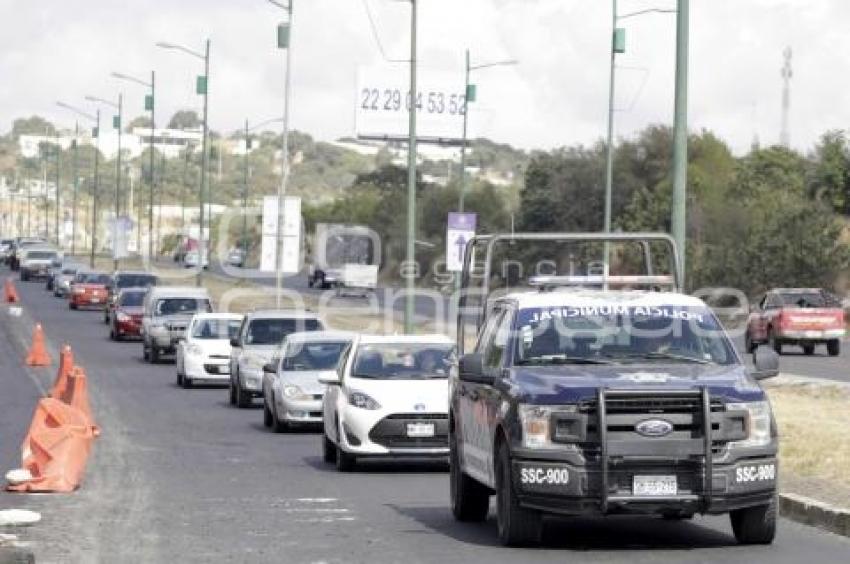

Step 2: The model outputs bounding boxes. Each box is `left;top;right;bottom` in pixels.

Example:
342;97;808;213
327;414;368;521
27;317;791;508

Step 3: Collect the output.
745;288;845;356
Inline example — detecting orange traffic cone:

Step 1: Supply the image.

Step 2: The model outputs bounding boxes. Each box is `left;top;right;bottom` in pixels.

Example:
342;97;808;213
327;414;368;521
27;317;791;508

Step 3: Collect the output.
50;345;75;400
60;367;99;436
24;324;52;367
6;398;96;493
4;278;19;303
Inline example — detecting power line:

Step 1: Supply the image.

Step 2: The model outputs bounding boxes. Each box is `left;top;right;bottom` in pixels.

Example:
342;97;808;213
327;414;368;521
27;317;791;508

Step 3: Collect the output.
360;0;407;63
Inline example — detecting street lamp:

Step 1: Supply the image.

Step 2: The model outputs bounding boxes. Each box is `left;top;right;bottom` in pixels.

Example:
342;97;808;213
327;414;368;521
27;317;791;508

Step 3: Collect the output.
86;93;124;270
157;39;211;287
57;101;101;268
457;51;517;214
243;117;284;260
112;70;157;262
267;0;294;308
602;1;676;285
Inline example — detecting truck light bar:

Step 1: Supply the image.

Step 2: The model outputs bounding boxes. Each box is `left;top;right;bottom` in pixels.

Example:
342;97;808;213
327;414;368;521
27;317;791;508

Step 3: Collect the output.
528;275;676;289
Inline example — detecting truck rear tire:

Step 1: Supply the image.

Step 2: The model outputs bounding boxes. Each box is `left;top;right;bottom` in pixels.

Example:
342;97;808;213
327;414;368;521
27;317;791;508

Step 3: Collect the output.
768;329;782;355
323;434;337;463
495;442;541;546
730;496;777;545
450;431;490;522
827;339;841;357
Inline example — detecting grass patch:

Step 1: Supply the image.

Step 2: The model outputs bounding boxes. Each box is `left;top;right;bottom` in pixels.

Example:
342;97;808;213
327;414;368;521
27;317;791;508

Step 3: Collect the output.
767;384;850;487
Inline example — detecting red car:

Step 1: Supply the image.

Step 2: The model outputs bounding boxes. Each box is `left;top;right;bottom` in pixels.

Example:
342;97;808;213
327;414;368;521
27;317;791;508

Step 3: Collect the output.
69;272;111;310
746;288;845;356
108;288;147;341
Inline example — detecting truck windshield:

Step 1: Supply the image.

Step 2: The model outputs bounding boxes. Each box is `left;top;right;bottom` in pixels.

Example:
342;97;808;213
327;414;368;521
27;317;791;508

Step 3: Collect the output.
514;305;737;366
283;341;350;371
352;343;455;379
26;251;56;260
156;298;211;316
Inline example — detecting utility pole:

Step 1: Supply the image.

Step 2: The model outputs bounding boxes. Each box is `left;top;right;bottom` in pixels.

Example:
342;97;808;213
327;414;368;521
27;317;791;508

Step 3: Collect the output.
244;119;250;253
92;110;101;268
405;0;418;334
268;0;295;308
199;40;210;287
54;139;61;247
780;47;792;148
72;122;79;256
670;0;689;287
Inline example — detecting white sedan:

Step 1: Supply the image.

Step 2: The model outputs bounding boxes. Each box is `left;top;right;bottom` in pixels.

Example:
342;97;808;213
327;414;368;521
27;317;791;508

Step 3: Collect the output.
262;331;355;432
176;313;244;388
321;334;455;471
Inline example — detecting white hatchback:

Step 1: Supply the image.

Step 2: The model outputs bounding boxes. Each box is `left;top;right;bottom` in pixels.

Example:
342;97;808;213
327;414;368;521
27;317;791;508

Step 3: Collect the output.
176;313;244;388
262;331;355;432
321;334;455;471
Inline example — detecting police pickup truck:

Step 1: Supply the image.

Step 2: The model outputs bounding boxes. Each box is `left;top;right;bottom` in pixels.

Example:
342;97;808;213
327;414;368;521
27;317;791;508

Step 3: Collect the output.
449;233;780;546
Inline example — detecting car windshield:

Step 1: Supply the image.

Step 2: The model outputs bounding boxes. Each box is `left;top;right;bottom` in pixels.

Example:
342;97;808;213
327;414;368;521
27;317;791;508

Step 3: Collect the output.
192;318;242;340
26;251;56;260
283;341;349;371
779;292;835;308
352;343;455;379
155;298;211;316
119;292;146;307
244;318;323;345
81;273;110;284
116;274;157;288
514;305;738;366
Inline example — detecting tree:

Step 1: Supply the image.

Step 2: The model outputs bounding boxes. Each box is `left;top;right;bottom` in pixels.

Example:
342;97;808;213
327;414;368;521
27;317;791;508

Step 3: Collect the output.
126;115;152;132
12;116;56;139
167;110;201;130
809;130;850;215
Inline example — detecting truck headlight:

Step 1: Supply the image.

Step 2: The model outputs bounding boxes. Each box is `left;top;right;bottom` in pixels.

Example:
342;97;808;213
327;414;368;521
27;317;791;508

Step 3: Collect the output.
348;391;380;410
726;401;773;449
185;344;203;357
518;404;577;450
116;311;130;322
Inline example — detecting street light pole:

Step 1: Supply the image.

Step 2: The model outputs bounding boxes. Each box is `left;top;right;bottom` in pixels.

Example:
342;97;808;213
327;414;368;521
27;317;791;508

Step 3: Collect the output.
54;138;61;247
459;49;471;215
405;0;418;334
268;0;294;308
670;0;689;287
92;110;101;268
112;70;157;261
156;39;211;287
72;122;79;256
115;93;123;270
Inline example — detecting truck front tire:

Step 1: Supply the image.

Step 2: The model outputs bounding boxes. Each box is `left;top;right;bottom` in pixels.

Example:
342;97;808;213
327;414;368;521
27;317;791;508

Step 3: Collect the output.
827;339;841;357
495;442;542;546
450;431;490;522
730;496;777;545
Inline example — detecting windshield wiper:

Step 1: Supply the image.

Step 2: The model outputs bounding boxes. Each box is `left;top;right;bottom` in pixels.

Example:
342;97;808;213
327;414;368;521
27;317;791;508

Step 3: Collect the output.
517;355;611;366
608;351;713;364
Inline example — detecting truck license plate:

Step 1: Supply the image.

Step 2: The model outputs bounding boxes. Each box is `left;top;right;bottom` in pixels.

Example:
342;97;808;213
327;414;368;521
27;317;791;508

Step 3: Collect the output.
406;422;435;438
633;475;677;496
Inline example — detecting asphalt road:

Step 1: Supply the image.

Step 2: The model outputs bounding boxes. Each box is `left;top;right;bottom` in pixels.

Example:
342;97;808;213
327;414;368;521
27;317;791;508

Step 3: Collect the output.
2;267;850;562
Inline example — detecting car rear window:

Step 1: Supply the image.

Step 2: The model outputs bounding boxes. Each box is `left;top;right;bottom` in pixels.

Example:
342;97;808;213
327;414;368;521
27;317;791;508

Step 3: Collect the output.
116;274;158;288
779;292;837;308
26;251;57;260
245;318;323;345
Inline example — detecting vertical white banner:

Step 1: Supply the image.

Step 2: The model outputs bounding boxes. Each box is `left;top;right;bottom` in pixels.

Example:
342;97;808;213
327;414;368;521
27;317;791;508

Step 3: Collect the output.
260;196;302;274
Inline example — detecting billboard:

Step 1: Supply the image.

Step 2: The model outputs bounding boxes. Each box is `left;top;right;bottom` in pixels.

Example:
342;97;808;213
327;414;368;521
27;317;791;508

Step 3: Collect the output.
355;66;469;142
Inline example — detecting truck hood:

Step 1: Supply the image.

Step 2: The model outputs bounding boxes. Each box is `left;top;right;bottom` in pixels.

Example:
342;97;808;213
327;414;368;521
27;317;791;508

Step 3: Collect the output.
508;363;766;404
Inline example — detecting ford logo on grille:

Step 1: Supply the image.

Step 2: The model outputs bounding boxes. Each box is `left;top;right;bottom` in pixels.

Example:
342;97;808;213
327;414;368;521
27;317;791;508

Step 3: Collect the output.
414;403;426;412
635;419;673;438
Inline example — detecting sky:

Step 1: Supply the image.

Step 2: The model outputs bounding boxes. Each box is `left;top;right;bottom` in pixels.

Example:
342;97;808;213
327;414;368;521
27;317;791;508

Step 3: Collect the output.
1;0;847;155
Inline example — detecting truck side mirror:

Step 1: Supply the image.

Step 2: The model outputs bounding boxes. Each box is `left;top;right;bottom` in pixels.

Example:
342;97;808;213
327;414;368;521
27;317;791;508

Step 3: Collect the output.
230;338;240;348
751;346;779;380
459;353;494;385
